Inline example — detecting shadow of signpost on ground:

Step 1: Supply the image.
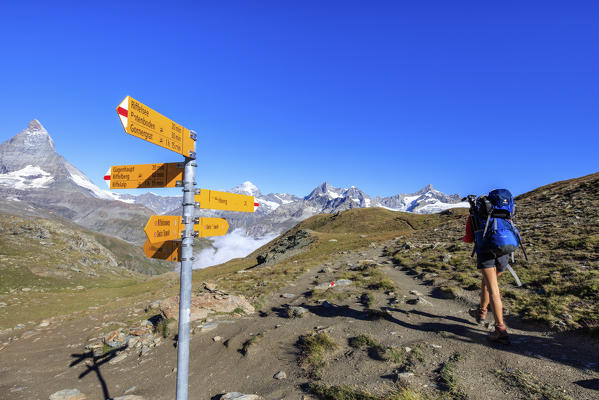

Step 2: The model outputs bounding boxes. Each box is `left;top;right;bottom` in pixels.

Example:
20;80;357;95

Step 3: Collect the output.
70;345;127;400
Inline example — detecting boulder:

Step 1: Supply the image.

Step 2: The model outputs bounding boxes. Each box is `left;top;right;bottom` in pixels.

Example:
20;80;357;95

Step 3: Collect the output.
160;292;254;321
221;393;263;400
49;389;86;400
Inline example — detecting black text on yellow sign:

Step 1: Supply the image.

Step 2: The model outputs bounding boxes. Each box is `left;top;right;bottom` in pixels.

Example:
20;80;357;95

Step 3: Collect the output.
107;162;183;189
194;190;256;213
116;96;195;157
144;215;230;245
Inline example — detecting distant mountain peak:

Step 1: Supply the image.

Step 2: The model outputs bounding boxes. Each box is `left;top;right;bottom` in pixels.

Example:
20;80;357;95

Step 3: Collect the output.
232;181;261;196
415;184;435;195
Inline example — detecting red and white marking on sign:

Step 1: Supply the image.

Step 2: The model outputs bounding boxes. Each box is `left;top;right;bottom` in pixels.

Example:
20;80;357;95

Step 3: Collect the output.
103;168;111;188
117;97;129;129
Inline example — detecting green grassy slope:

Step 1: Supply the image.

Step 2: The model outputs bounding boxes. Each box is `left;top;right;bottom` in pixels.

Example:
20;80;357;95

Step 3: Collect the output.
388;171;599;332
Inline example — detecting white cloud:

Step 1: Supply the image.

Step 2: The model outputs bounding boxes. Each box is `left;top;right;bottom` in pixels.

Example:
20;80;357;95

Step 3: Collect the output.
193;229;277;269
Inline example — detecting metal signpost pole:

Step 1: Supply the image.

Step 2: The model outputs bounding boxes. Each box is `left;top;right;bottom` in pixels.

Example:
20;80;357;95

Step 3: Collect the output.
176;134;197;400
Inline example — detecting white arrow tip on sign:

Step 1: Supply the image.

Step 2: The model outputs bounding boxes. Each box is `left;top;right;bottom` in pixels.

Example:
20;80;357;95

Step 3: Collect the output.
116;97;129;129
104;168;111;188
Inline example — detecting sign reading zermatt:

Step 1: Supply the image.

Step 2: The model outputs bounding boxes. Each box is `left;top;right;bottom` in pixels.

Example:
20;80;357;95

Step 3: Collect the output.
110;95;259;400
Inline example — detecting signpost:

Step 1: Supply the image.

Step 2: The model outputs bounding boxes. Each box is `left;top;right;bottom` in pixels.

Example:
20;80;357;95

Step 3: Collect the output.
105;162;183;189
110;96;257;400
116;96;196;158
195;189;259;213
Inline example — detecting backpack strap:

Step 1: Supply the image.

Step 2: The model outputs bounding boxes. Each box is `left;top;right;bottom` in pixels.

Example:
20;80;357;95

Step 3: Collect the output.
482;214;492;237
516;231;529;262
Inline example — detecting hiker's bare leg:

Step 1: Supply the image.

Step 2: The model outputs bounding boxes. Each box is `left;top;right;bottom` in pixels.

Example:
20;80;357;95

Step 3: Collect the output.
480;275;489;311
481;267;504;326
481;270;504;311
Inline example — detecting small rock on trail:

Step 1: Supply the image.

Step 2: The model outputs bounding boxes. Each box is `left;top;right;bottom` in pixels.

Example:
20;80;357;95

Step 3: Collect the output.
273;370;287;379
49;389;86;400
221;393;263;400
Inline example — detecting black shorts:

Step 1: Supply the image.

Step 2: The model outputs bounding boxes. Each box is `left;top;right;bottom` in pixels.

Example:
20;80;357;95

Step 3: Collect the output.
477;254;510;272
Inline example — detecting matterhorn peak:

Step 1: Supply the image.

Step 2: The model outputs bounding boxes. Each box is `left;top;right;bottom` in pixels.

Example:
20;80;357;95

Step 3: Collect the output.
27;119;45;132
16;119;55;151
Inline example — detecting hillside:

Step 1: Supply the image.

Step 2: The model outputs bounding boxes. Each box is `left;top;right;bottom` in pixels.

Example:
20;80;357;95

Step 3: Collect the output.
0;212;172;328
387;171;599;332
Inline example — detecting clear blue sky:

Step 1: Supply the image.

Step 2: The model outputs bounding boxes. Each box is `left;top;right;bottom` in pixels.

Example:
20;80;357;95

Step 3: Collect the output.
1;1;597;198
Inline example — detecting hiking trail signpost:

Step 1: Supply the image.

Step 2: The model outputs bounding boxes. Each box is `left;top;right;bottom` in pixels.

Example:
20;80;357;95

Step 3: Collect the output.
110;96;258;400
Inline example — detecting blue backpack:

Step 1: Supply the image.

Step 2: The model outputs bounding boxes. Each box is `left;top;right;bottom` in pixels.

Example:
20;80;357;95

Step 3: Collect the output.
469;189;527;260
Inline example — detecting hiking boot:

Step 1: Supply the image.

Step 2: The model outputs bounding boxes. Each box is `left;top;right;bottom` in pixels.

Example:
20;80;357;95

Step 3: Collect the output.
469;306;488;324
488;324;510;345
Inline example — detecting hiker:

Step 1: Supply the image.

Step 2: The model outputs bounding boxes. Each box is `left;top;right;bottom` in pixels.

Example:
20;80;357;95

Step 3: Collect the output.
462;189;525;345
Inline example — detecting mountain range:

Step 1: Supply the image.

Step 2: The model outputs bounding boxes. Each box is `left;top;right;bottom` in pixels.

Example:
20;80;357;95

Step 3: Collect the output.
0;120;468;242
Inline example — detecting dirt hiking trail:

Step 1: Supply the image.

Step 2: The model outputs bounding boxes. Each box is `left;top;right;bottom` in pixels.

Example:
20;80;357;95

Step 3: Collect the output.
1;239;599;400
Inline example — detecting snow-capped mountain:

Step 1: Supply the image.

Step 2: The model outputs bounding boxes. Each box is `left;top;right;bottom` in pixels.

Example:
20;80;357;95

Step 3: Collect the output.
373;183;466;213
231;181;261;197
229;181;301;214
0;120;152;243
239;181;467;237
120;192;182;215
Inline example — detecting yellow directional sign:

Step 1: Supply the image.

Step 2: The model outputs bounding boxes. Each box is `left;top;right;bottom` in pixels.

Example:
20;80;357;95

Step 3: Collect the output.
142;239;181;262
107;162;183;189
194;190;256;213
145;215;229;244
145;215;183;244
194;217;229;237
116;96;196;157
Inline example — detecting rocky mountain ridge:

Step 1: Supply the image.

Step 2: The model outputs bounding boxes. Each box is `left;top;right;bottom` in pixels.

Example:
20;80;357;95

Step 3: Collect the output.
0;120;154;244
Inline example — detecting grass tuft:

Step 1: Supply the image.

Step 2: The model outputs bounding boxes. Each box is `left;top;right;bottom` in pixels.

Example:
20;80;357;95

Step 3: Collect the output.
494;368;573;400
240;333;264;356
155;317;174;338
348;334;378;349
309;383;427;400
438;353;466;399
298;332;337;379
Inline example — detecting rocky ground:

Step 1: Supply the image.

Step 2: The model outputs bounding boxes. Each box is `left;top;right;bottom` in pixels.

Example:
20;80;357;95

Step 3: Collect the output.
1;236;598;400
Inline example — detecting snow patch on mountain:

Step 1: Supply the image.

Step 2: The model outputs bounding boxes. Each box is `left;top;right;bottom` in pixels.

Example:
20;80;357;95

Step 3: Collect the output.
415;200;470;214
0;165;55;189
66;163;135;203
273;194;293;204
